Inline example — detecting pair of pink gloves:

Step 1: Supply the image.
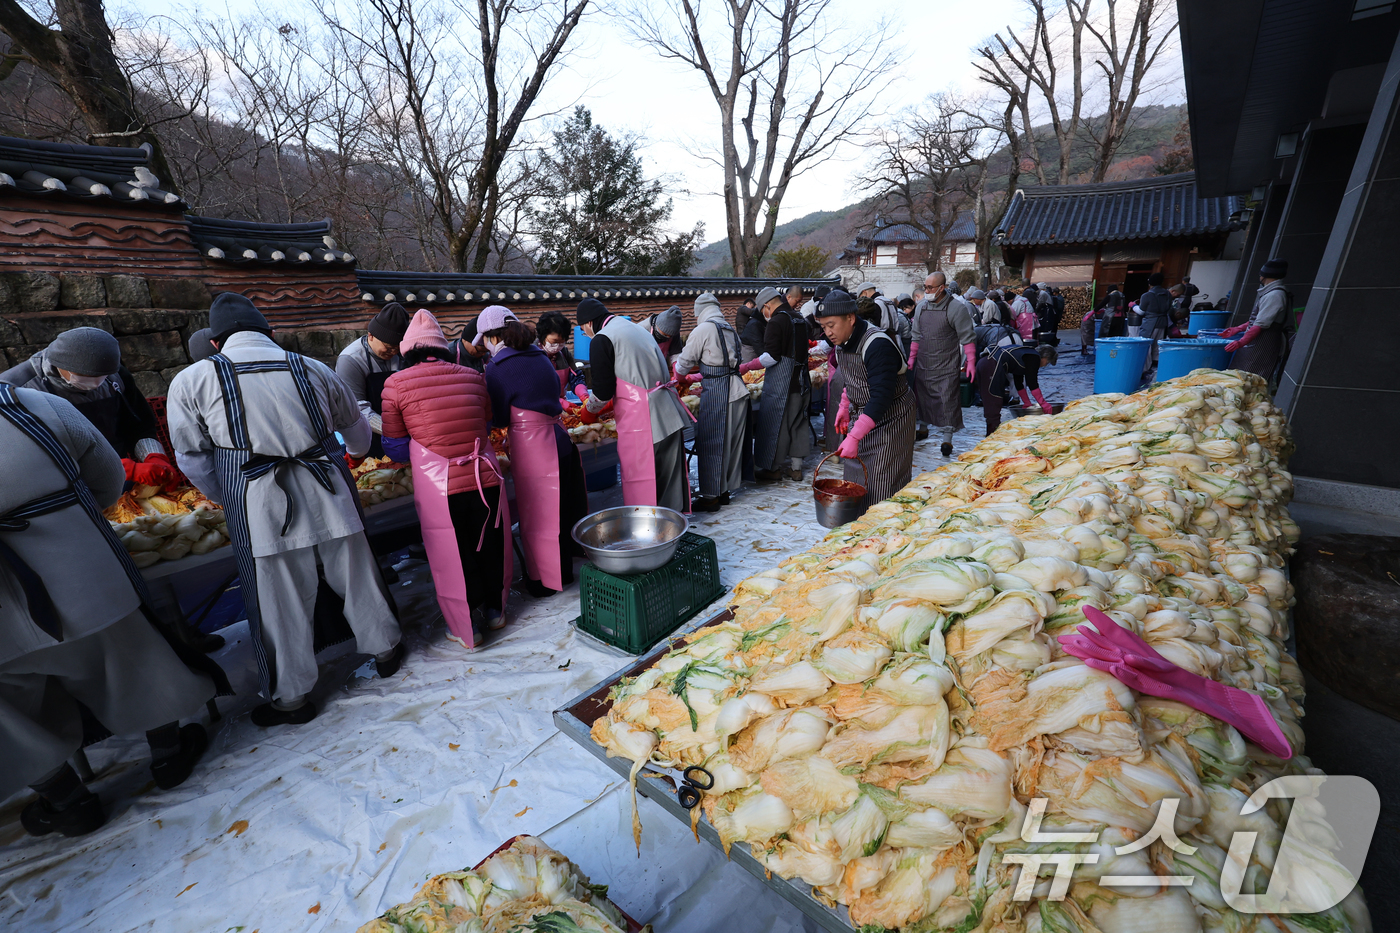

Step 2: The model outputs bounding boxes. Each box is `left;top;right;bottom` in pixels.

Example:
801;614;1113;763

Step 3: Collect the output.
1017;387;1053;415
671;364;705;384
1059;607;1291;759
907;343;977;382
1219;323;1260;353
832;389;872;459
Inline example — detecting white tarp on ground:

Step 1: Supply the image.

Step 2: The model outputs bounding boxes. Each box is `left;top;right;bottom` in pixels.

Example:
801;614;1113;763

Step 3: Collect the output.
0;355;1095;932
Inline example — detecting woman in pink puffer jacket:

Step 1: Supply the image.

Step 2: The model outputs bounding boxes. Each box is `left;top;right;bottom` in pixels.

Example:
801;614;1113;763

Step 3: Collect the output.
380;310;508;648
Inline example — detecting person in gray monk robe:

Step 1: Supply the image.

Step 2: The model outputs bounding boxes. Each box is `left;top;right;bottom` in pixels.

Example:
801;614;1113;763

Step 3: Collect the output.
908;272;977;458
0;385;225;837
673;292;747;512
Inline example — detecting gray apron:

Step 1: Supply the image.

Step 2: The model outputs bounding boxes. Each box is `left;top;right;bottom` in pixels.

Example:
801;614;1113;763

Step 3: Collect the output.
0;383;230;696
913;300;966;430
837;328;916;506
695;321;740;498
207;351;365;696
753;309;810;471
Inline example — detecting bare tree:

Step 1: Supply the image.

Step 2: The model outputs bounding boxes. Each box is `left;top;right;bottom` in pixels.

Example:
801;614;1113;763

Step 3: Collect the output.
319;0;588;272
1080;0;1178;181
0;0;183;189
626;0;896;277
976;0;1178;186
859;95;984;274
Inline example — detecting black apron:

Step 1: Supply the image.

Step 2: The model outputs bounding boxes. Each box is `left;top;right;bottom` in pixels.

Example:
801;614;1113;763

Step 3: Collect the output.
208;351;368;696
362;340;392;459
0;384;231;696
695;321;741;498
837;327;917;507
753;309;810;471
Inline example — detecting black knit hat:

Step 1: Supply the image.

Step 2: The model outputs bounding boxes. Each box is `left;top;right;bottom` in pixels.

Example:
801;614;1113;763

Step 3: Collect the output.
209;292;270;343
369;302;411;345
1260;258;1288;279
814;290;858;318
576;297;610;327
1148;272;1165;286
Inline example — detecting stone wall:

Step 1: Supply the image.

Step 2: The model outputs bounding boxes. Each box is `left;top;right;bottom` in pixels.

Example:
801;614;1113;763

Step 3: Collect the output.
0;271;361;397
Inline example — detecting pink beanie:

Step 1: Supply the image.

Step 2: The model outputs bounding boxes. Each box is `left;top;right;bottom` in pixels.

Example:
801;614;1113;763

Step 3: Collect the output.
402;309;449;354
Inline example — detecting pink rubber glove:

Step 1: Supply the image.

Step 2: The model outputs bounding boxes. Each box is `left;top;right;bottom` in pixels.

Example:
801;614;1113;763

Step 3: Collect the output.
963;344;977;381
1220;324;1247;339
686;373;704;384
1059;607;1291;758
907;341;919;370
836;413;876;459
575;383;590;401
739;358;764;374
1224;325;1261;353
1031;387;1051;415
834;389;851;434
1017;388;1032;408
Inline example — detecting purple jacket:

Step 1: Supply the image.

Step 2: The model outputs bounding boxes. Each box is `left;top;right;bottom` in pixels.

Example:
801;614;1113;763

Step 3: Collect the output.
484;346;572;459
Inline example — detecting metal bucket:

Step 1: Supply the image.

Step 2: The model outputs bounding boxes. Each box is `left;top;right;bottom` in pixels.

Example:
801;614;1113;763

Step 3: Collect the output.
812;453;868;528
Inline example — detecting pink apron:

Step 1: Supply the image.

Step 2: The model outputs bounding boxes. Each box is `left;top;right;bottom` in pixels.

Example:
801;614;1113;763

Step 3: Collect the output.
509;407;563;591
409;437;513;647
613;378;694;509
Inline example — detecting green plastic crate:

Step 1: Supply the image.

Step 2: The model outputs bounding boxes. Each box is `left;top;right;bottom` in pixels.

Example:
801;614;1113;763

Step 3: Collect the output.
575;533;725;654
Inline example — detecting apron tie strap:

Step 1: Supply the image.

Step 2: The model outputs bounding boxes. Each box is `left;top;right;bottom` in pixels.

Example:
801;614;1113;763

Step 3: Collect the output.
0;488;81;640
447;438;505;551
241;441;338;536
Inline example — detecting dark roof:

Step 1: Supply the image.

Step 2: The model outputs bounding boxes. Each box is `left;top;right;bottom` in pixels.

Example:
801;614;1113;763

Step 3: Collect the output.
355;271;839;305
189;215;355;266
868;215;977;244
0;136;184;209
994;173;1244;248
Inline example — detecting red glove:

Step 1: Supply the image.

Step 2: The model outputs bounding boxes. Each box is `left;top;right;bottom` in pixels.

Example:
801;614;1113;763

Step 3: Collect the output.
836;414;876;459
131;453;178;487
345;452;365;470
579;400;612;425
685;373;703;384
1224;325;1261;354
122;458;138;481
738;358;765;374
834;389;851;435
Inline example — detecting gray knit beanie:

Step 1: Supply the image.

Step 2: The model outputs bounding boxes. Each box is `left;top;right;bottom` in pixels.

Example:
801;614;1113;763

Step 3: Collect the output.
188;327;217;362
655;305;683;337
47;327;120;376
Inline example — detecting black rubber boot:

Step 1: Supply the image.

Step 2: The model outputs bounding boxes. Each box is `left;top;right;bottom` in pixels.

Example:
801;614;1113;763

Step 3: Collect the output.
375;642;407;678
692;496;722;513
22;764;105;837
251;699;318;727
941;442;954;457
150;723;209;790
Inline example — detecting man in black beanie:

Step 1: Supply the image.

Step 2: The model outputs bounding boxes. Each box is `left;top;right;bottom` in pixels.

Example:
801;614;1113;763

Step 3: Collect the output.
167;292;403;728
336;302;410;458
576;297;691;512
1137;270;1173;378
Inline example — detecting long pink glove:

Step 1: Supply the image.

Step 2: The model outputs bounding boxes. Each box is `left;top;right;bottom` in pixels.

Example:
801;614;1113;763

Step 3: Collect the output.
1220;323;1247;338
836;413;875;459
1017;388;1032;408
1059;607;1292;758
738;358;764;373
834;389;851;434
907;341;920;370
1031;387;1051;415
963;344;977;381
685;373;703;384
1224;325;1261;353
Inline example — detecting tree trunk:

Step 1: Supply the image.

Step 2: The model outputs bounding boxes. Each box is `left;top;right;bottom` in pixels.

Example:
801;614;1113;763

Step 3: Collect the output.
0;0;181;193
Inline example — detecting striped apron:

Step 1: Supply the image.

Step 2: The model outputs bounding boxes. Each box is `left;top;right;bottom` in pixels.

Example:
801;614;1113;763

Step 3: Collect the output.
0;384;230;697
753;309;811;471
207;352;364;697
695;320;741;497
837;327;917;506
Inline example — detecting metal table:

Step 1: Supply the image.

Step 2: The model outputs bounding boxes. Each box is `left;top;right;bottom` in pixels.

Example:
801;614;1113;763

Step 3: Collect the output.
553;610;856;933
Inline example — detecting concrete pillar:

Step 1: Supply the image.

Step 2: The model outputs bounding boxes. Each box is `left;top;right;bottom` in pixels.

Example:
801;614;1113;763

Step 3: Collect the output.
1278;29;1400;489
1267;123;1367;311
1228;181;1289;324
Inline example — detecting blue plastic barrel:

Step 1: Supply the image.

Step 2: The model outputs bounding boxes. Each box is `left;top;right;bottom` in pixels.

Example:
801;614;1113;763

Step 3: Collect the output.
1155;339;1233;381
1197;327;1226;340
1094;337;1153;394
573;325;592;362
1187;309;1231;335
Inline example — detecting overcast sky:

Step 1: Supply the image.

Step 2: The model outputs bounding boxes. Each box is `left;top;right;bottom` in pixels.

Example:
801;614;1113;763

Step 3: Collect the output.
134;0;1183;249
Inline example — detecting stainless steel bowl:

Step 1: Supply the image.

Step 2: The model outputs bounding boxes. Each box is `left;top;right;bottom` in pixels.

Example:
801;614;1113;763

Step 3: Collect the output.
571;506;689;575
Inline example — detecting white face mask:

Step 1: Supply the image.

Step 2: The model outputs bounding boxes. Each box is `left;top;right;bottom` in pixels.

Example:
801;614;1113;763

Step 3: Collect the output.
542;341;562;357
486;337;504;356
61;372;108;391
